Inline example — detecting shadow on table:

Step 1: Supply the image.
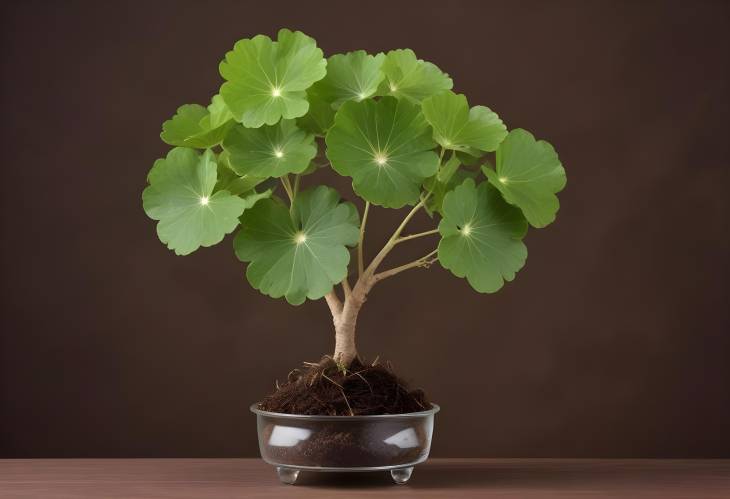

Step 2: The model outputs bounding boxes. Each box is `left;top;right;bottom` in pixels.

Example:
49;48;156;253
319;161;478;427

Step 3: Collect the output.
294;465;550;489
295;462;674;490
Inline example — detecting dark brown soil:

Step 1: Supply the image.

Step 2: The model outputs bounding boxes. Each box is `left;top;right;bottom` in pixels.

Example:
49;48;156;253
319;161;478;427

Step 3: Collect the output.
257;356;430;416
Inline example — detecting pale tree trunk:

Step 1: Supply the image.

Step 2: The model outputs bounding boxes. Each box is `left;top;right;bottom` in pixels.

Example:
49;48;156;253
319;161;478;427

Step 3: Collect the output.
324;197;439;367
327;277;371;366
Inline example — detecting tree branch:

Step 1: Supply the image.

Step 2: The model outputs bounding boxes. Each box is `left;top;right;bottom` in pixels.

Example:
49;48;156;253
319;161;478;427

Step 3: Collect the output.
373;249;438;283
362;193;431;278
324;290;343;320
357;201;370;277
341;277;352;300
395;228;440;245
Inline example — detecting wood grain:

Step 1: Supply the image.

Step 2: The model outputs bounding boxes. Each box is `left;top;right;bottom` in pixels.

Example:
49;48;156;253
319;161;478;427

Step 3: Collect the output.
1;459;729;498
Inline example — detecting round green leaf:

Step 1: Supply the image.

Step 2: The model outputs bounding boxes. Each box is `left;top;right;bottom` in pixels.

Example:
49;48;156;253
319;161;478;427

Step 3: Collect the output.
234;186;360;305
484;128;567;228
160;102;234;149
222;120;317;178
219;29;327;128
438;178;528;293
378;49;453;103
312;50;385;108
142;148;249;255
422;91;507;152
325;96;439;208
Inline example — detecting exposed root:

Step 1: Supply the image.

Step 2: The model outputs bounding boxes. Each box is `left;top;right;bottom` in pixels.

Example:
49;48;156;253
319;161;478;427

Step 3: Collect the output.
257;356;430;416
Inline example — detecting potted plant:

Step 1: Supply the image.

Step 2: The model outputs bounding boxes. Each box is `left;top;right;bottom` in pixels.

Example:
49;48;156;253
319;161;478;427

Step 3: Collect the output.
142;29;566;485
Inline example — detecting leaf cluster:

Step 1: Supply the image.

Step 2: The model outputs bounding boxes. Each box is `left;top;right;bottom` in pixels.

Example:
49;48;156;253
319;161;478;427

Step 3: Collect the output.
142;29;567;304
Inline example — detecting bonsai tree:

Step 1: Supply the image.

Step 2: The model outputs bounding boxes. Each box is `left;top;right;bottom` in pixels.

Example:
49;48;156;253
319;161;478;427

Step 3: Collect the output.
142;29;566;392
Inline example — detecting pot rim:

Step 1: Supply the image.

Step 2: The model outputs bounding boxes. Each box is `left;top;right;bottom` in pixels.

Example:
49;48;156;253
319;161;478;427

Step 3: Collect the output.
250;403;440;421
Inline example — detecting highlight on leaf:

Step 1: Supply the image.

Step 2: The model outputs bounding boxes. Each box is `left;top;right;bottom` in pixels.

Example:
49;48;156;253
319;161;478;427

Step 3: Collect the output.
484;128;567;228
311;50;385;109
222;119;317;178
438;178;528;293
234;186;360;305
142;148;261;256
422;90;507;153
219;29;327;128
325;96;439;208
378;49;453;103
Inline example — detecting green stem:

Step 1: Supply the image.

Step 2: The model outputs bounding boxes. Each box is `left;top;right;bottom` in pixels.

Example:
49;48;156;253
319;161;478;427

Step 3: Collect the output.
292;174;301;199
280;176;294;203
395;228;440;244
373;248;438;283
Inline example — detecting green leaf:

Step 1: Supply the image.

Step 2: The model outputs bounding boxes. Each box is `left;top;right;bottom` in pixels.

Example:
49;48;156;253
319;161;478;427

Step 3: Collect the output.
215;150;266;196
326;96;439;208
438;178;527;293
142;148;249;255
222;120;317;178
219;29;327;128
312;50;385;108
484;129;566;228
234;186;360;305
296;88;336;136
205;94;234;129
422;91;507;152
160;103;234;148
378;49;452;103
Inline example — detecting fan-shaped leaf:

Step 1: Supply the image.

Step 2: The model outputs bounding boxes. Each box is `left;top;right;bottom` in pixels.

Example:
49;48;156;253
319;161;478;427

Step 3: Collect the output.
484;129;566;228
326;97;439;208
222;120;317;178
142;148;250;255
438;179;527;293
378;49;452;103
160;102;234;149
234;186;360;305
219;29;327;128
312;50;385;109
422;91;507;152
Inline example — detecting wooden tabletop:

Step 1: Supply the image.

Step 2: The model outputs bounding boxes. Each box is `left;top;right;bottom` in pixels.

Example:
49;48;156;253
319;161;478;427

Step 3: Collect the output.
1;458;729;498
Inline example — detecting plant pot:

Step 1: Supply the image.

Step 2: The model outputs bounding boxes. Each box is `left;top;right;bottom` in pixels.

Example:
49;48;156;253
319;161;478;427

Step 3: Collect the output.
251;403;440;485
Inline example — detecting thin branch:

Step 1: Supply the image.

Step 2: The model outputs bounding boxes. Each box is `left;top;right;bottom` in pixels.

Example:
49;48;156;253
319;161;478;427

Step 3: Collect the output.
373;249;438;283
362;193;432;278
357;201;370;277
395;228;440;245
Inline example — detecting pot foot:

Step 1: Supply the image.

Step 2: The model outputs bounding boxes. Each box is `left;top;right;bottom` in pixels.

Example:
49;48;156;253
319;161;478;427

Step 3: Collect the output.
390;466;414;484
276;467;299;485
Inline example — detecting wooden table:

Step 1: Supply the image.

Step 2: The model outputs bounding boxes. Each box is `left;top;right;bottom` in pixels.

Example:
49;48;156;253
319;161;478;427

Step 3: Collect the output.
1;459;729;498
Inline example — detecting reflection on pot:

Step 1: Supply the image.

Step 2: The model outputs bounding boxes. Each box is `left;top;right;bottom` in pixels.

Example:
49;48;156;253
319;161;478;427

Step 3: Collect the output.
383;428;419;449
268;426;312;447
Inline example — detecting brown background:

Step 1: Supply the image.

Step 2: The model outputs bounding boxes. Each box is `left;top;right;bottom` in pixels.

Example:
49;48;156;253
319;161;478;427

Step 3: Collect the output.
1;0;728;458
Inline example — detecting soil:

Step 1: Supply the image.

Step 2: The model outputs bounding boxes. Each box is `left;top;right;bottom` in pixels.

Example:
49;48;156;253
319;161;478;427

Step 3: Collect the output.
257;356;430;416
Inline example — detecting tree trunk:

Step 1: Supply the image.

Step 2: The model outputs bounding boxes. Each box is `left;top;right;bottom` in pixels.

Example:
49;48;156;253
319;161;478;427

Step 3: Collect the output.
331;278;371;366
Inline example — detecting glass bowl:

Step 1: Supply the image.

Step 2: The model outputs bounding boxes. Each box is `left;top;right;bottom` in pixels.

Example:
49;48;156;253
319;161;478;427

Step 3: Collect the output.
251;403;440;484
